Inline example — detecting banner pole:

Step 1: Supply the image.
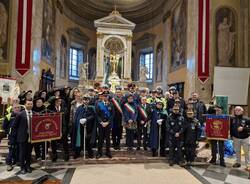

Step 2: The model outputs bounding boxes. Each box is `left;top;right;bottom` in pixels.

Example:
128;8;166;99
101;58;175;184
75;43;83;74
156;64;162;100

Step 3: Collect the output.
158;124;161;157
44;141;47;169
83;124;86;159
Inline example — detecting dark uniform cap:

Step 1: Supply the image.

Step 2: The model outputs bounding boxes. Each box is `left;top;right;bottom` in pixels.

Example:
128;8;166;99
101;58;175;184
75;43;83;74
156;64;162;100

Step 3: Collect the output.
33;97;44;103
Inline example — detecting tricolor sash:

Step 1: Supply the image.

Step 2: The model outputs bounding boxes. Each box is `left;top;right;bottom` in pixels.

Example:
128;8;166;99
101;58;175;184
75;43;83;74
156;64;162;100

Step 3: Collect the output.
124;103;135;115
138;106;148;120
111;98;122;114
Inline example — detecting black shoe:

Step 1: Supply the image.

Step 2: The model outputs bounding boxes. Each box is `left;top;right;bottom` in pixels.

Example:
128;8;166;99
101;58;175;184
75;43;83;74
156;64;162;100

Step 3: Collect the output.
117;145;121;150
209;158;216;165
96;153;102;159
6;165;13;171
160;152;166;157
179;161;186;167
169;161;174;166
152;151;157;157
220;162;226;167
74;153;80;159
64;154;69;162
136;147;140;151
233;163;241;168
26;167;32;173
20;169;26;175
52;155;58;162
143;147;148;151
106;152;112;158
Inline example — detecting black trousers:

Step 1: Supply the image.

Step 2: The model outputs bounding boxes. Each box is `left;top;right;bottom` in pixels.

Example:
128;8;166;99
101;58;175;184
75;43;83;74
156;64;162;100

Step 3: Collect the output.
137;124;148;148
211;140;224;162
126;129;135;148
112;124;123;147
98;125;111;154
32;142;45;159
51;133;69;157
75;125;93;155
18;142;32;169
169;138;183;163
185;143;197;162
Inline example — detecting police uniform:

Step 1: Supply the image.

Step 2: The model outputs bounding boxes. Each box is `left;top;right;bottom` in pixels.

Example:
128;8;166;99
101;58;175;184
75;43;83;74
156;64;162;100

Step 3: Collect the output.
166;105;185;166
96;92;114;158
184;111;200;165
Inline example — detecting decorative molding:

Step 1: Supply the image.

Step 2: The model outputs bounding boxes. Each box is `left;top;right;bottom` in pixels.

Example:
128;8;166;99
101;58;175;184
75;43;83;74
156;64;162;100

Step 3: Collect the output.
67;27;90;45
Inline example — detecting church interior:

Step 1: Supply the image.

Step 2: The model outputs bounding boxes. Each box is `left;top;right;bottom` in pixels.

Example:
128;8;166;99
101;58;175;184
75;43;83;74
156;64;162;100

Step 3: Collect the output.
0;0;250;183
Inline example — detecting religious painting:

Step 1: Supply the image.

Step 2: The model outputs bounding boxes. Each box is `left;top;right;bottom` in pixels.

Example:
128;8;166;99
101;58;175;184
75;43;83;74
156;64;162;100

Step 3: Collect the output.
41;0;55;64
171;0;187;70
156;42;163;82
88;48;96;80
216;7;236;67
59;35;67;79
0;0;9;62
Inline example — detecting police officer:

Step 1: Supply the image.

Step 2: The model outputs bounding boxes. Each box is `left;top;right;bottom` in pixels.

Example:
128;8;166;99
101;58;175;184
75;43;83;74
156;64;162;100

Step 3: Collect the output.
166;104;185;166
184;109;200;166
111;86;124;150
96;91;114;159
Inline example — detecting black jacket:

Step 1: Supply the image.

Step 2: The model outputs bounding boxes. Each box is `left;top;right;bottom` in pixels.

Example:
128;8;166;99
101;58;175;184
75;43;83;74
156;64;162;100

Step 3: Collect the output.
230;115;250;139
184;118;200;144
14;110;30;143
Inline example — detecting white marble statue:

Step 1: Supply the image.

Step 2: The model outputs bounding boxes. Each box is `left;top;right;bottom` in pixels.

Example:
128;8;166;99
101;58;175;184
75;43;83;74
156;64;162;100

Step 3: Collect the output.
79;62;88;80
0;3;8;60
140;65;148;82
217;17;235;66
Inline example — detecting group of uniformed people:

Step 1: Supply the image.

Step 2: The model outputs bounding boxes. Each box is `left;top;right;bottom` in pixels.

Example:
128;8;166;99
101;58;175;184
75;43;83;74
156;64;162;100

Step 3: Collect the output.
1;82;249;174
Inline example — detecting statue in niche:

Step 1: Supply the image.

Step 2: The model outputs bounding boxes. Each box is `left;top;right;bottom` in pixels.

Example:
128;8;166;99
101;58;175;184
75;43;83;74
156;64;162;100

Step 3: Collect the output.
156;43;163;82
59;35;67;79
0;2;8;61
140;65;148;82
103;56;111;84
216;8;236;66
79;62;88;80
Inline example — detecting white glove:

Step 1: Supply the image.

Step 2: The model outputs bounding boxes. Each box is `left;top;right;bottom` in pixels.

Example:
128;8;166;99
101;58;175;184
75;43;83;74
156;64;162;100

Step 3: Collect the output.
80;118;87;125
157;119;163;125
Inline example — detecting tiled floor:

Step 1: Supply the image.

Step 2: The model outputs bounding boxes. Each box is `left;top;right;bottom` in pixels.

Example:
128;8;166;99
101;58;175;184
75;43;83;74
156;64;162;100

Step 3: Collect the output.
189;161;250;184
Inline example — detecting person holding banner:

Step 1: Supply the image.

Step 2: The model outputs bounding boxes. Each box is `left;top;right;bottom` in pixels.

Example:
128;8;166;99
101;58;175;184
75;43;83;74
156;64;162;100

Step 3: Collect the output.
48;96;69;162
73;95;96;159
166;104;185;166
230;106;250;171
96;91;114;159
123;94;138;151
208;105;226;167
137;96;151;151
32;97;46;161
111;86;124;150
149;101;168;157
14;98;33;174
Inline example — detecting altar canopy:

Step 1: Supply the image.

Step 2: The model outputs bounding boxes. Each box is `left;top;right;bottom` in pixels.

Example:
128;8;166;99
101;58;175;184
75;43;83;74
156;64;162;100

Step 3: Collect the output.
94;10;136;88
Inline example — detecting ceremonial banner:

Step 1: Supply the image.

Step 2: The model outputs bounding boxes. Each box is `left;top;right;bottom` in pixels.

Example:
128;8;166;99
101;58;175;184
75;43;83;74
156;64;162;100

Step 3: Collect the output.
0;78;20;103
205;115;230;140
198;0;210;83
15;0;33;75
31;113;62;143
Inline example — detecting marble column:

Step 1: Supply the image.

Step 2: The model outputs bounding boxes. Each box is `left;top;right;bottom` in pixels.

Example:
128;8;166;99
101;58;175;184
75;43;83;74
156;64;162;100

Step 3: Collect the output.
124;35;132;80
96;32;104;80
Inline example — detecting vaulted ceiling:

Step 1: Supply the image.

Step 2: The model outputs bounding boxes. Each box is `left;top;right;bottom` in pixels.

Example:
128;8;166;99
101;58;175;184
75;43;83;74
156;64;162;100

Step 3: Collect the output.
63;0;167;30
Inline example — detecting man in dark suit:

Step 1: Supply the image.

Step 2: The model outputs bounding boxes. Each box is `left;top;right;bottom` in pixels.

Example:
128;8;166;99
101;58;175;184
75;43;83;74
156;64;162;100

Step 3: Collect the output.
95;91;114;159
14;98;33;174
